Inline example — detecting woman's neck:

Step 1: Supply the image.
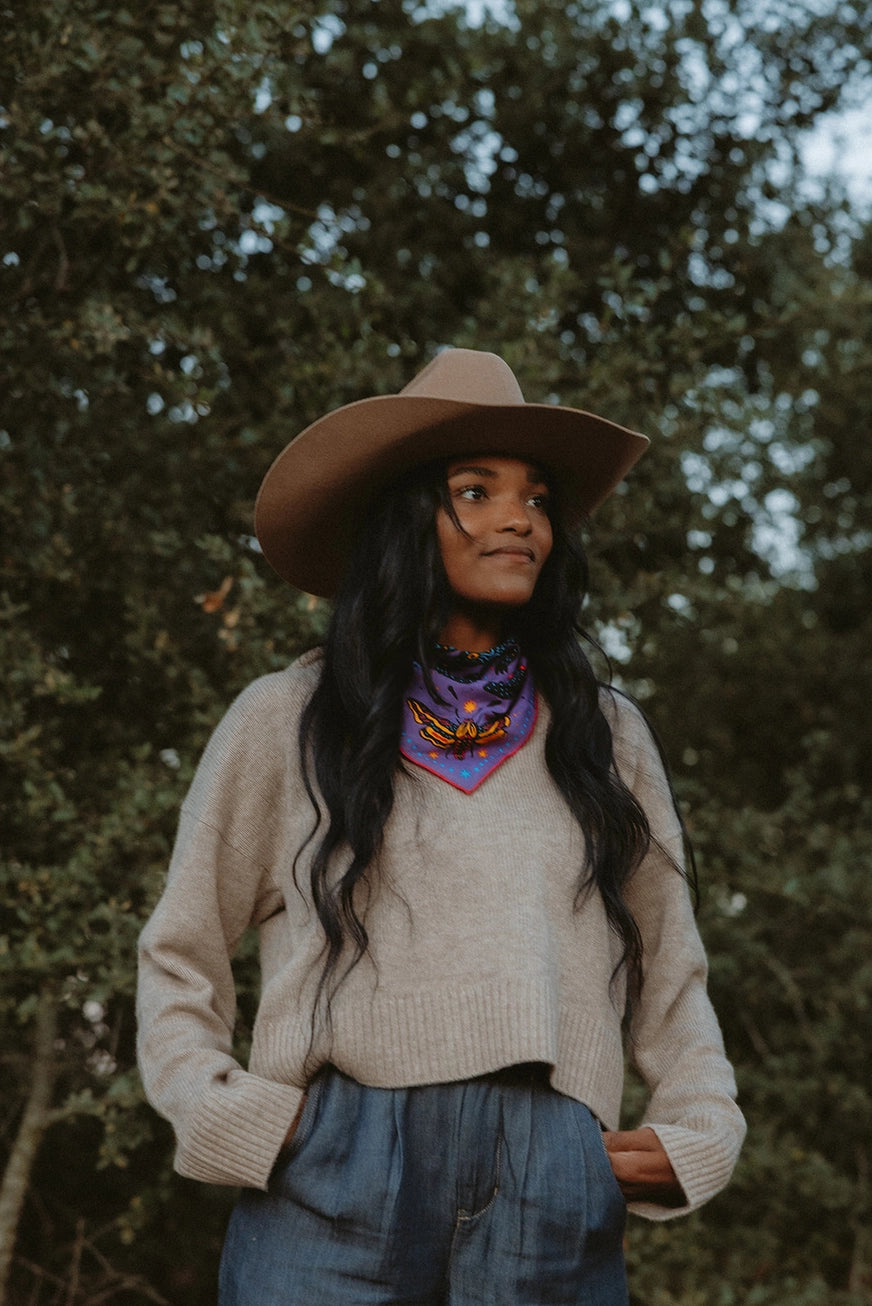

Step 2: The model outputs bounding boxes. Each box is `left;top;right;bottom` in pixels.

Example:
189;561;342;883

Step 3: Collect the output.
438;608;505;653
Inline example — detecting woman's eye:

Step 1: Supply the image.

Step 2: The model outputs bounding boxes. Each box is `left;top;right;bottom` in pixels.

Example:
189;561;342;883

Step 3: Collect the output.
457;485;486;500
527;493;549;510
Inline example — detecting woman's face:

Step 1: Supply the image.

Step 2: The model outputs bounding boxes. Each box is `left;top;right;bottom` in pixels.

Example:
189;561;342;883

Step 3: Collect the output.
435;455;553;649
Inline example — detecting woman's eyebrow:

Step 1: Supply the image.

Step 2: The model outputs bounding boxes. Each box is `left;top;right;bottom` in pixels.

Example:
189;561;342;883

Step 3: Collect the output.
446;464;549;484
446;464;498;479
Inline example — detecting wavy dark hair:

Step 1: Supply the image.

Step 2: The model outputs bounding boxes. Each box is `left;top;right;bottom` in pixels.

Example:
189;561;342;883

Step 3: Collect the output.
297;456;689;1039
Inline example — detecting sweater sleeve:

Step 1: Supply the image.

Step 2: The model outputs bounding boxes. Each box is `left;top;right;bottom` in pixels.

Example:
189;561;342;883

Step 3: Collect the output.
136;674;306;1189
608;693;746;1220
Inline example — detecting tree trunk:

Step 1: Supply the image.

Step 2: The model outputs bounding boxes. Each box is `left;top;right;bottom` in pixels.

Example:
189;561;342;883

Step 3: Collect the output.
0;990;58;1305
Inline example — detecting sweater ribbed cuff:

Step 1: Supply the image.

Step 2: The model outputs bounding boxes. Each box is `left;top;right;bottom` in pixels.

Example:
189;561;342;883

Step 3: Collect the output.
628;1112;746;1221
175;1074;305;1189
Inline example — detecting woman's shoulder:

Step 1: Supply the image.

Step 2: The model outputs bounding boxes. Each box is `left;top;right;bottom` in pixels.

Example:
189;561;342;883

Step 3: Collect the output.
597;683;649;740
212;649;324;740
242;646;323;699
597;684;667;792
182;650;324;795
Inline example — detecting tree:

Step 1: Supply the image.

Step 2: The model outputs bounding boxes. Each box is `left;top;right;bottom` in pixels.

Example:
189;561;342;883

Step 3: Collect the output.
2;0;870;1299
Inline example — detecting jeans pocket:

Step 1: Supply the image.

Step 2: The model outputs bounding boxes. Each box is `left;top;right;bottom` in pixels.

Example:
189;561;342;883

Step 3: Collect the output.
275;1070;326;1171
568;1101;626;1215
594;1125;628;1207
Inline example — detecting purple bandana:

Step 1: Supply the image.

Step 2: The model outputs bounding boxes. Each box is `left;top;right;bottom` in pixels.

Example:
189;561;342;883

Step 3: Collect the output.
400;639;537;793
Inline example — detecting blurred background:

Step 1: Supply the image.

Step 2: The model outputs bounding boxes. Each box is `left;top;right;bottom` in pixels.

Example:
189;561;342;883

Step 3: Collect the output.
1;0;870;1301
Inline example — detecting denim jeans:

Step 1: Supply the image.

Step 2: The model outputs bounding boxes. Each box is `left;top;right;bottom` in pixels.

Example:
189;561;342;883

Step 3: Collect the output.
219;1064;627;1305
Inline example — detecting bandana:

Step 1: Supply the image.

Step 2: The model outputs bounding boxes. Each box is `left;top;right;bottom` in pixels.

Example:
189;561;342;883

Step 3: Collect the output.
400;639;536;793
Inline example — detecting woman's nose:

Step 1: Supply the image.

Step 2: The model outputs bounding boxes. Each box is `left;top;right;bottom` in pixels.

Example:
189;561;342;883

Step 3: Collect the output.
496;501;533;533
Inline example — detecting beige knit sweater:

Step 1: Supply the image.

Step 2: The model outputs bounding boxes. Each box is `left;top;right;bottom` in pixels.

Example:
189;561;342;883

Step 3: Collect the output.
137;650;745;1220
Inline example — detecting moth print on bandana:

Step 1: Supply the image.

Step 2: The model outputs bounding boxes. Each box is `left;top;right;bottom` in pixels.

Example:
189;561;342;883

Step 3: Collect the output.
400;640;536;793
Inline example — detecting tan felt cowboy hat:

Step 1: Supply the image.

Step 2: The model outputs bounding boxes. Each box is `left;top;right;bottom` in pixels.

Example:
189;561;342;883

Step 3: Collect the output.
255;348;649;596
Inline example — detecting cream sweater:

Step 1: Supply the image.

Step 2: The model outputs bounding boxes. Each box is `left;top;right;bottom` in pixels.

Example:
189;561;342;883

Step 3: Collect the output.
137;650;745;1220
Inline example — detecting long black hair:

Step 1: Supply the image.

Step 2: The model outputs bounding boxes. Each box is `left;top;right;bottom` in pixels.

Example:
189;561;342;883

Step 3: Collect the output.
297;457;683;1035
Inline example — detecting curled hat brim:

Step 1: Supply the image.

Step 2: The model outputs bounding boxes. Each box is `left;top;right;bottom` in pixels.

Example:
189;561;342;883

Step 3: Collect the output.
255;359;649;597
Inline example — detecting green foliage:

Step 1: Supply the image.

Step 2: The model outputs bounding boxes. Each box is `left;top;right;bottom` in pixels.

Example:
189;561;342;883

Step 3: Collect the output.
2;0;871;1300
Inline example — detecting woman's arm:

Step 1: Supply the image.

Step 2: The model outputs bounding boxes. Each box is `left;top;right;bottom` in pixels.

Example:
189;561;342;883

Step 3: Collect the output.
136;675;307;1189
608;692;746;1219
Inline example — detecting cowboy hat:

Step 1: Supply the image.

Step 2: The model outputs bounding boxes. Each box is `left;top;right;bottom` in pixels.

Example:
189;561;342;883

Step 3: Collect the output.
254;348;649;595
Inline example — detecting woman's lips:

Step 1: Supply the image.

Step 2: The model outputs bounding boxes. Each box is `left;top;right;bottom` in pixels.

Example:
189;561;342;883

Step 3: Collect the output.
484;546;535;560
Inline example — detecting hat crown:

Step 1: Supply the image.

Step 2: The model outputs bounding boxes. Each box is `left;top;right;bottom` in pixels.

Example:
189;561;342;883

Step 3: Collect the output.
399;348;525;406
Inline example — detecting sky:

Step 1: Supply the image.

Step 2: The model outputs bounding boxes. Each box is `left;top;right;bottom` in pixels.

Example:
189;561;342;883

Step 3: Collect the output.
801;105;872;214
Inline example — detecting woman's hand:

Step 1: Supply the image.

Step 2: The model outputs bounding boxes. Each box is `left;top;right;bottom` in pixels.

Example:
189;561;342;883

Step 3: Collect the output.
602;1127;685;1205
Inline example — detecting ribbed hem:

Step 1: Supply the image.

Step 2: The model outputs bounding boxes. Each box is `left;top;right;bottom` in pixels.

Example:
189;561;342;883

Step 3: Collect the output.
335;975;560;1081
254;976;627;1129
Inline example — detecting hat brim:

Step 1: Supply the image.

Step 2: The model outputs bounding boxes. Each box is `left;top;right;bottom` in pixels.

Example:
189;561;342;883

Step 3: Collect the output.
254;394;649;596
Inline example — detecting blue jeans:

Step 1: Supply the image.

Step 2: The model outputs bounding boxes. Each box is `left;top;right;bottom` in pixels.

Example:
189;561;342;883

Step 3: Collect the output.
219;1064;627;1305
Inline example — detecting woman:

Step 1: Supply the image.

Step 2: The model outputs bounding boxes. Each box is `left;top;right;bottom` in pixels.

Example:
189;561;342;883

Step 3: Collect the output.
137;349;745;1305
